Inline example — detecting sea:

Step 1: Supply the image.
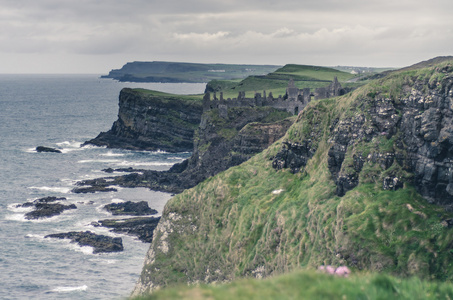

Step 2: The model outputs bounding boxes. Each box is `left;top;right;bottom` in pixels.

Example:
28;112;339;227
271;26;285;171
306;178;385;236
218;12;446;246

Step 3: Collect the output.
0;74;206;300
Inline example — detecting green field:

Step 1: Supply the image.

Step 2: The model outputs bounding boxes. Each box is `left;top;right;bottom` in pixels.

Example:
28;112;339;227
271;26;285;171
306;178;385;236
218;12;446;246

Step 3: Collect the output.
205;64;362;99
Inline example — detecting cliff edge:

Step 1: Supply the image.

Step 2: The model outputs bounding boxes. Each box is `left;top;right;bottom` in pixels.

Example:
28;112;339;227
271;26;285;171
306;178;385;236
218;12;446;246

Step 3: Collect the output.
132;58;453;296
83;88;203;152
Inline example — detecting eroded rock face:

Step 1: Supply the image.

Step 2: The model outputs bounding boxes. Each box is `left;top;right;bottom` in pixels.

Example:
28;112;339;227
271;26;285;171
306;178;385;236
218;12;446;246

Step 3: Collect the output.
273;67;453;208
83;88;203;152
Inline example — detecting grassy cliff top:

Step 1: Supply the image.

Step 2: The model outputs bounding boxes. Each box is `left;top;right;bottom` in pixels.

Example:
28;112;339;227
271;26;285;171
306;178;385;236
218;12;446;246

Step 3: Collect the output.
134;269;453;300
206;64;361;99
130;88;204;101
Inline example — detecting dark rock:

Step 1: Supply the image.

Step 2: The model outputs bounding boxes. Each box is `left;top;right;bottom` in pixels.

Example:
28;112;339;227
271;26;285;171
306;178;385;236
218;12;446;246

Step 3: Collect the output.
17;196;64;208
36;146;61;153
25;203;77;220
97;217;161;243
72;179;118;193
383;177;404;191
16;196;75;219
45;231;123;253
104;201;157;216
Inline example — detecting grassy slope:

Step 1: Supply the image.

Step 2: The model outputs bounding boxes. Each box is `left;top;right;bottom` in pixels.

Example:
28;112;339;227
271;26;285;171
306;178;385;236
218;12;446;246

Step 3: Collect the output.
207;64;359;99
132;88;204;100
135;270;453;300
136;60;453;297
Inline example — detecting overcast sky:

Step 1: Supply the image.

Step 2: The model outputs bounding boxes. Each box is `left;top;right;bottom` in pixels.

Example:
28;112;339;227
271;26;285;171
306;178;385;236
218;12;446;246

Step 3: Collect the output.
1;0;452;73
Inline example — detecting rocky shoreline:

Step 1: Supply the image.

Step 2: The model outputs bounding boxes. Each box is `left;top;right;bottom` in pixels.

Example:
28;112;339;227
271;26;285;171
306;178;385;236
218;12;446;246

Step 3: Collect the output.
16;196;77;220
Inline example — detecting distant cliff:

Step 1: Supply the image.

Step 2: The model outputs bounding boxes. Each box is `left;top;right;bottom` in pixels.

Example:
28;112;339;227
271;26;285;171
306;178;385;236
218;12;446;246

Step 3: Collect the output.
102;61;281;83
132;58;453;296
84;89;203;152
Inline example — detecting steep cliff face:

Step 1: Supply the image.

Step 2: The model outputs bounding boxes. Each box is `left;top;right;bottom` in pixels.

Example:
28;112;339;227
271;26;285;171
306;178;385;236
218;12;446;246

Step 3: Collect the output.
273;63;453;209
84;88;203;152
133;59;453;296
78;106;293;194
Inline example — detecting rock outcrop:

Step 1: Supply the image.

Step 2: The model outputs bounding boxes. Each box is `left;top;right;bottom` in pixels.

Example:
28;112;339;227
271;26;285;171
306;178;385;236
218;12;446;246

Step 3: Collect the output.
45;231;123;254
76;107;293;194
36;146;61;153
94;216;161;243
17;196;77;219
83;88;203;152
272;62;453;209
104;201;158;216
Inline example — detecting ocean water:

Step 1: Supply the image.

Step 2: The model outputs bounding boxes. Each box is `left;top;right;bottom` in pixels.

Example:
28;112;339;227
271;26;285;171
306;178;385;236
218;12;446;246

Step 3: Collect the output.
0;75;205;300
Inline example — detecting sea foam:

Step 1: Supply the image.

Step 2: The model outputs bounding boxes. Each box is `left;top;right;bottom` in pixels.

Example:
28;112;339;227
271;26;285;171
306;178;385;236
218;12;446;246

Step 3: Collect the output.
50;285;88;293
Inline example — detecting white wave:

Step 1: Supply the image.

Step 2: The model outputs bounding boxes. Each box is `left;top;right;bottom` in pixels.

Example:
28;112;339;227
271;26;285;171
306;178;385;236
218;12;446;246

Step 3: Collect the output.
56;141;81;147
5;214;27;222
78;159;121;164
56;141;83;153
5;212;72;223
7;203;33;213
111;198;125;203
101;151;126;157
25;234;45;240
81;144;106;149
167;156;186;160
115;161;174;167
50;285;88;293
28;186;71;194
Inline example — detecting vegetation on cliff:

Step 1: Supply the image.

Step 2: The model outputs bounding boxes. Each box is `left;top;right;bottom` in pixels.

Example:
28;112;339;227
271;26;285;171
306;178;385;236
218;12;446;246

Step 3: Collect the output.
132;58;453;296
134;269;453;300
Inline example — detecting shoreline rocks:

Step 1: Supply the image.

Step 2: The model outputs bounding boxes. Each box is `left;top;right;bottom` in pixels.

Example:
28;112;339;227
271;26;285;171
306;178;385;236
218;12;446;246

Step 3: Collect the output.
36;146;62;153
45;231;124;253
93;216;161;243
16;196;77;220
104;201;158;216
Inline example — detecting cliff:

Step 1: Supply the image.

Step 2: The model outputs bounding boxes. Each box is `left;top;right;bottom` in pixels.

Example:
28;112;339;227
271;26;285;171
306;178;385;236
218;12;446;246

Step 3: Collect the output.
132;58;453;296
101;61;281;83
83;88;203;152
77;105;293;194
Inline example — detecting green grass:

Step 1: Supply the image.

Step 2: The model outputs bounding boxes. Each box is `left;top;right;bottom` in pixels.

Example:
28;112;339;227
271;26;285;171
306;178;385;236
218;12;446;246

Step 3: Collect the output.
134;269;453;300
205;64;363;99
132;88;204;99
274;64;357;82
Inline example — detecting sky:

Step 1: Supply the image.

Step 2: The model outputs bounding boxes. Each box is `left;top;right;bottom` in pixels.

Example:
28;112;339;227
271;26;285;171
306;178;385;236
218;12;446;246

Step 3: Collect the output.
1;0;452;74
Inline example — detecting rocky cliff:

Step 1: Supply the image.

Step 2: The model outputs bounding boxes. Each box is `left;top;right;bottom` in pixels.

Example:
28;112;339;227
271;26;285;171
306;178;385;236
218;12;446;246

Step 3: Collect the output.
84;88;203;152
132;58;453;296
77;105;293;194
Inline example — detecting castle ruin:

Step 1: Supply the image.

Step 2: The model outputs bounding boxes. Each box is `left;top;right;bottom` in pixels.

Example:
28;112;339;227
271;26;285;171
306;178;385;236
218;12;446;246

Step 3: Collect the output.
203;77;347;116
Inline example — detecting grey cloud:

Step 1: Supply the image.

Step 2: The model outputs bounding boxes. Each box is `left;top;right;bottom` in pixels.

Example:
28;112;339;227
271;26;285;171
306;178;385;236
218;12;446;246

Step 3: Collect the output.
0;0;452;73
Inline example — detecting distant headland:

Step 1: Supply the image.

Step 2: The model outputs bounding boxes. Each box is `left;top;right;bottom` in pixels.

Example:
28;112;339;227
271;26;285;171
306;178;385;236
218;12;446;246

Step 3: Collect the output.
101;61;282;83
